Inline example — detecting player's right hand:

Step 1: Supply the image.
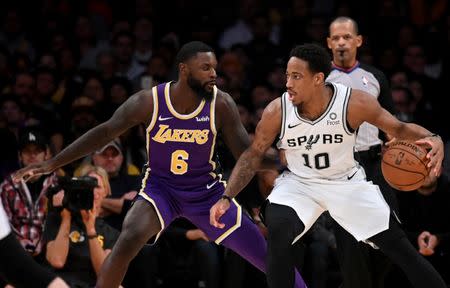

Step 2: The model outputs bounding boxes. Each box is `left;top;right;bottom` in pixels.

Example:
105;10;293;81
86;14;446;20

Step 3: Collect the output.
12;160;54;183
209;198;231;229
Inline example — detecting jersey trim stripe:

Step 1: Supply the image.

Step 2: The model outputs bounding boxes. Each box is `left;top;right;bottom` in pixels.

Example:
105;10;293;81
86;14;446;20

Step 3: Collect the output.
138;169;165;244
208;86;219;179
164;82;206;119
279;94;286;139
146;86;159;160
294;83;337;125
342;87;353;135
214;198;242;244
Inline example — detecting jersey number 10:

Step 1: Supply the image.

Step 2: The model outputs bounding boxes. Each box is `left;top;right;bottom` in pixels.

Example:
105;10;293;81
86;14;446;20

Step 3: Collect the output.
302;153;330;169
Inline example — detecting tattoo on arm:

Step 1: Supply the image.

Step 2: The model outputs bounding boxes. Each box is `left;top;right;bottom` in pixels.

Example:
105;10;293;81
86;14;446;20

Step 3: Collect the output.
225;147;262;198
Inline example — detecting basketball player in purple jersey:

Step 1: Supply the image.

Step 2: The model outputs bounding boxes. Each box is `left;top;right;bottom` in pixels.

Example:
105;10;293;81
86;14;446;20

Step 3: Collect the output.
12;41;307;288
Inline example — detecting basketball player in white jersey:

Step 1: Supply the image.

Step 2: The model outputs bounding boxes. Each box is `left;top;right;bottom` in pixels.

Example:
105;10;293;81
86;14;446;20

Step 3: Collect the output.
210;43;445;288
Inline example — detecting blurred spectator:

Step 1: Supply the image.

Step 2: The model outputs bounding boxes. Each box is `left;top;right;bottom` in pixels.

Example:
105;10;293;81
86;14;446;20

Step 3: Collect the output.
74;15;109;70
44;165;119;288
0;7;35;61
38;51;58;69
158;218;222;288
112;31;145;82
82;73;106;106
12;71;35;106
0;129;56;263
77;139;140;231
219;0;279;50
69;96;98;140
0;94;27;138
133;17;153;66
391;86;415;122
96;50;118;84
388;172;450;286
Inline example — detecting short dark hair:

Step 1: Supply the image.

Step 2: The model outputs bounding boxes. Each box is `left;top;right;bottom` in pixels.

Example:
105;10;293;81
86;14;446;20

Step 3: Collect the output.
175;41;214;65
289;44;331;79
329;16;359;35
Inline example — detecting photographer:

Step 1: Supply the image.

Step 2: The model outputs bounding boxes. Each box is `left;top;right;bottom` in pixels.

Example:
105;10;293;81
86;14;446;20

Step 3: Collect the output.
44;165;119;288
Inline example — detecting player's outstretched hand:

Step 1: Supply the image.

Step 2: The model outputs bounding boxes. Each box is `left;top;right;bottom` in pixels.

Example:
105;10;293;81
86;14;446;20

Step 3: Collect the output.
12;160;55;183
416;135;444;176
209;197;231;229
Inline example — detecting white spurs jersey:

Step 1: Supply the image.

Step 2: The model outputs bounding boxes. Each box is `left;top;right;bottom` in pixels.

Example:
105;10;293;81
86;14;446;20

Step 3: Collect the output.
278;82;358;180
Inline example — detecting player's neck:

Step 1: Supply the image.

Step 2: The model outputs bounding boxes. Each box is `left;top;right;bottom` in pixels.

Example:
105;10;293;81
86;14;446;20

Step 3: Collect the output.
297;85;333;120
170;81;203;114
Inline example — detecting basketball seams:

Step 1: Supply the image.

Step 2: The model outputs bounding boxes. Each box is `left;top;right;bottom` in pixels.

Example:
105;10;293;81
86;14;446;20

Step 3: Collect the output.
386;146;429;168
381;140;430;191
381;160;427;177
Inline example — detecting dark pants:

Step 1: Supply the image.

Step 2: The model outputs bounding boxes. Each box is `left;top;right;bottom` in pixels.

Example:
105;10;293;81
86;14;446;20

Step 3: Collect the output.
265;203;446;288
335;146;398;288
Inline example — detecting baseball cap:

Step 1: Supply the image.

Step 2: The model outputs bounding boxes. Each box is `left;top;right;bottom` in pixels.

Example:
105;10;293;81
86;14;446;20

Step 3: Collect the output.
95;139;123;155
18;130;49;151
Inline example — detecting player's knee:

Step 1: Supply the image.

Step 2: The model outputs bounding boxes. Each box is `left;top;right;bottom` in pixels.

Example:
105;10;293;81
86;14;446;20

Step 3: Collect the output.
368;215;405;249
117;201;162;248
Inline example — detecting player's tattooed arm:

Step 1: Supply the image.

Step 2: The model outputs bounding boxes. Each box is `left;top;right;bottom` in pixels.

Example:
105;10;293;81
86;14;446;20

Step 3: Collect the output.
224;99;282;198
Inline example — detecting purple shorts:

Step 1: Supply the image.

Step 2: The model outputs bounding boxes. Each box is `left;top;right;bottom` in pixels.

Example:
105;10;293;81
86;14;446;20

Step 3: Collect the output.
137;175;242;244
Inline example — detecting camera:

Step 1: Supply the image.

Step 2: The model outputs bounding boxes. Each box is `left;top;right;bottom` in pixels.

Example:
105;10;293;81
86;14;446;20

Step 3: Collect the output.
47;176;98;212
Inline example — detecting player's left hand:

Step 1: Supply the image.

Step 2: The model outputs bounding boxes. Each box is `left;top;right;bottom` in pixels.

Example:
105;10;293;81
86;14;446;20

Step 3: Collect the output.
12;160;55;183
209;197;231;229
416;135;444;176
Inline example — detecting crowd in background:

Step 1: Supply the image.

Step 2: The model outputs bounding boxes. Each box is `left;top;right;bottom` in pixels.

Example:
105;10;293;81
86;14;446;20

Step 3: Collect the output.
0;0;449;287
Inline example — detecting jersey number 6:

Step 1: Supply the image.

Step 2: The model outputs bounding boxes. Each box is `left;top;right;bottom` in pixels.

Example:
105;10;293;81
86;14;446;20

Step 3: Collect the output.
171;150;189;175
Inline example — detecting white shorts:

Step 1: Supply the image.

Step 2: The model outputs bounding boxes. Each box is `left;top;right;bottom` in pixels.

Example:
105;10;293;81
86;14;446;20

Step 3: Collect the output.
268;168;390;243
0;202;11;240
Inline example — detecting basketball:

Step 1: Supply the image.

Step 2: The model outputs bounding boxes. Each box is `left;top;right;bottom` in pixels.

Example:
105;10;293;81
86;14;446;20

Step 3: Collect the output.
381;140;430;191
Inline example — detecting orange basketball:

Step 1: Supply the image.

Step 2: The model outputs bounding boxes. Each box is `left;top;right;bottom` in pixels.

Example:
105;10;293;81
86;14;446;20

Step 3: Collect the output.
381;140;430;191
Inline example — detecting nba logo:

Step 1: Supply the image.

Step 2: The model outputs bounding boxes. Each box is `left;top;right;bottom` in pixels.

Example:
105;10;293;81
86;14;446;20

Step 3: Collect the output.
362;76;368;86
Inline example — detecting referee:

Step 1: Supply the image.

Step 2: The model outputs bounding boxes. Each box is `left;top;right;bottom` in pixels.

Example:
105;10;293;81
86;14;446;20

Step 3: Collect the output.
326;16;398;288
0;202;68;288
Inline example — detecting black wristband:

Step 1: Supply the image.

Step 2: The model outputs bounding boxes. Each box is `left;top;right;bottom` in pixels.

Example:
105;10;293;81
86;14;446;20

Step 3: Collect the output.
221;195;232;203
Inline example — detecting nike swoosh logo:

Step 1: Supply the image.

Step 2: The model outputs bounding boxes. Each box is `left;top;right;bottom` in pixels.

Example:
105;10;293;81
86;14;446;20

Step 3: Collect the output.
347;170;358;180
288;123;301;128
158;115;174;121
207;181;218;189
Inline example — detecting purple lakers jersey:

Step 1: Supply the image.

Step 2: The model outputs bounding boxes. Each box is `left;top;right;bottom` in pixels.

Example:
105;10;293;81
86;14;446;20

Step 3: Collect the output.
145;82;221;189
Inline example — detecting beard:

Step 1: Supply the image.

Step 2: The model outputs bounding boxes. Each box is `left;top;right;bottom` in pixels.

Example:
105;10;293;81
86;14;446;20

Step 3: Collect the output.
187;75;214;100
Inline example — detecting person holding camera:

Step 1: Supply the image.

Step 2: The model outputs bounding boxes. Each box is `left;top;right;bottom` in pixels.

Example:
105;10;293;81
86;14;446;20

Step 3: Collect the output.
0;129;57;264
44;165;119;288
